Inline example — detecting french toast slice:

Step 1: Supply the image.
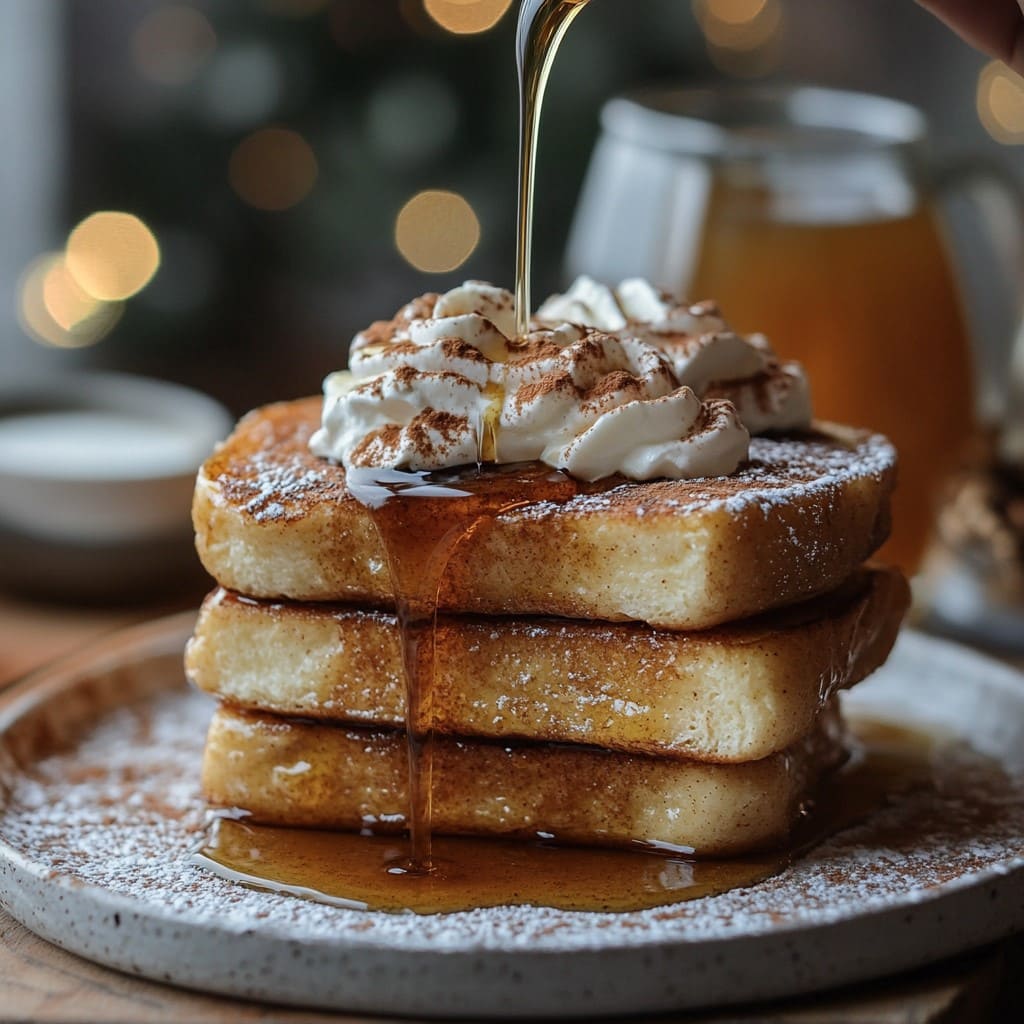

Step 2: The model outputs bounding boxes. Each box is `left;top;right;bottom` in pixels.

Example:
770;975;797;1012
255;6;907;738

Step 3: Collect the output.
193;398;896;629
201;702;844;856
187;566;907;762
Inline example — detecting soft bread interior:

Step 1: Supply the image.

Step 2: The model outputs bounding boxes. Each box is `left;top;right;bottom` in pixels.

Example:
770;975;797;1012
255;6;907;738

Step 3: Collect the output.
193;399;896;629
188;566;908;762
202;700;846;857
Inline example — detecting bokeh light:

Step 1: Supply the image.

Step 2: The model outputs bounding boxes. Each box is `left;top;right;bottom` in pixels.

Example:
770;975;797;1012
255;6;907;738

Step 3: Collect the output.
977;61;1024;144
694;0;776;48
65;212;161;302
693;0;782;76
132;5;217;86
424;0;513;36
228;127;318;210
18;253;123;349
699;0;766;29
42;259;101;331
395;190;481;272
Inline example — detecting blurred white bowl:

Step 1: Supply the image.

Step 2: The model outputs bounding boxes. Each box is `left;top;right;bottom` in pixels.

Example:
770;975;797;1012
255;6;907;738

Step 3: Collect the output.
0;373;233;600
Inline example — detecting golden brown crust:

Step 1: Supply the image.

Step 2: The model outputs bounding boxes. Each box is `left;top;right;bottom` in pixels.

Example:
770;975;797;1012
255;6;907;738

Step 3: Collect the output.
187;566;908;762
201;702;845;857
193;399;897;629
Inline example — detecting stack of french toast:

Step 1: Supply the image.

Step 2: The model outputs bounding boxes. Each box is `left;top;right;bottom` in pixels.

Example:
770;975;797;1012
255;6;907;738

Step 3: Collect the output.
187;282;909;856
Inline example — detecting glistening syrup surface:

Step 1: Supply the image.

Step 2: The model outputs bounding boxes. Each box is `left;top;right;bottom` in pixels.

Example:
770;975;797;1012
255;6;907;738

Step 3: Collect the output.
192;719;981;914
345;462;582;872
194;825;768;915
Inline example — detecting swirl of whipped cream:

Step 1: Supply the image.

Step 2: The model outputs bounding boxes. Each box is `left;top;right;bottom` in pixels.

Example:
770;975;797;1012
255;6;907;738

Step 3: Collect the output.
310;281;753;481
536;276;812;434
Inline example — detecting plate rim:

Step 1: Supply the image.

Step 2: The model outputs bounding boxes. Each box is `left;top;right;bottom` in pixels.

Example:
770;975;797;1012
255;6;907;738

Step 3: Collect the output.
2;616;1024;954
2;617;1024;1016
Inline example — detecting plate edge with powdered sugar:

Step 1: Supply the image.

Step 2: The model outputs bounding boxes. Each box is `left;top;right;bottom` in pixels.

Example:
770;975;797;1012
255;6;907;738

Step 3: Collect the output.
0;614;1023;1018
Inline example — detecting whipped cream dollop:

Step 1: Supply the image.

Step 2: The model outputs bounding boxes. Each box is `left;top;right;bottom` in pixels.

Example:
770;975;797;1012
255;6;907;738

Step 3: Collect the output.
310;278;812;481
536;277;812;435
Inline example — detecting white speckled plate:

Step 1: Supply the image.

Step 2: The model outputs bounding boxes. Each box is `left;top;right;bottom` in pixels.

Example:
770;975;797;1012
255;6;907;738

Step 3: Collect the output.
0;615;1023;1018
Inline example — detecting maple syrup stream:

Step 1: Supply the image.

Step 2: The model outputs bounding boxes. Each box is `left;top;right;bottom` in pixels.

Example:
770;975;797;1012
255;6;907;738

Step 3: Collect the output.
515;0;592;337
354;0;594;873
342;463;579;873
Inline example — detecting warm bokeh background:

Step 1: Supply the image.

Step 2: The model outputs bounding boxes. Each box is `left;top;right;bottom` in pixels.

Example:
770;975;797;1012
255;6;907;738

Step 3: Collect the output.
1;0;1022;416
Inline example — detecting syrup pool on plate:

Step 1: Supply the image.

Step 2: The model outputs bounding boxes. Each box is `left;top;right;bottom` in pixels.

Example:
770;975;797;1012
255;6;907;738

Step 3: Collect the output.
191;717;984;914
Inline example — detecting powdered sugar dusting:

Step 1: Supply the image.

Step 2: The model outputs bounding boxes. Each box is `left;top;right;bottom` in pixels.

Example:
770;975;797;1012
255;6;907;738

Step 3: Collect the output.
3;650;1023;954
233;452;337;523
506;431;895;523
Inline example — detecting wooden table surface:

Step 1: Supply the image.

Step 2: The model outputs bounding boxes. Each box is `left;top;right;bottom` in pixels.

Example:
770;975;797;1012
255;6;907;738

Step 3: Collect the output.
0;592;1020;1024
